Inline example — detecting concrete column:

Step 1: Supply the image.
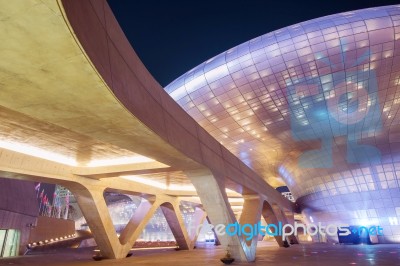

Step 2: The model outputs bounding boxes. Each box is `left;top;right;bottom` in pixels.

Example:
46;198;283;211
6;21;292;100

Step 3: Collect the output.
69;187;120;259
71;184;196;259
262;201;285;247
284;211;299;244
271;204;299;245
119;197;160;252
187;207;206;249
160;200;191;250
238;195;263;260
187;171;256;262
265;203;299;246
206;216;221;246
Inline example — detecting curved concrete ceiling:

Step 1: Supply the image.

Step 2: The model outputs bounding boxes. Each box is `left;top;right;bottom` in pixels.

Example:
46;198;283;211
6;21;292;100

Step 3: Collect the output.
166;5;400;192
0;0;177;168
1;0;210;172
0;0;294;210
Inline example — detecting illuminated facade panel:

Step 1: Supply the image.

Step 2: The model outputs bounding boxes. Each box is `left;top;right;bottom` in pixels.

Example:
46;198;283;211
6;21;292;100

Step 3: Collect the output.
166;5;400;243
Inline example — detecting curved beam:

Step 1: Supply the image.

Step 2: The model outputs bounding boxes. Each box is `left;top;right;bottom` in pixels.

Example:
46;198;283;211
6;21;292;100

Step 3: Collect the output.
60;0;293;211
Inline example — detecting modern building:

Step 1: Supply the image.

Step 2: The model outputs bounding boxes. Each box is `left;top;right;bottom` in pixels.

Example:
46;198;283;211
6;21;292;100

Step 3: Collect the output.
0;0;399;265
165;4;400;245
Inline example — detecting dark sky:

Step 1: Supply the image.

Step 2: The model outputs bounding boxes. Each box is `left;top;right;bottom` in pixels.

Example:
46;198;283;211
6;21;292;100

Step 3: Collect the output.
108;0;399;87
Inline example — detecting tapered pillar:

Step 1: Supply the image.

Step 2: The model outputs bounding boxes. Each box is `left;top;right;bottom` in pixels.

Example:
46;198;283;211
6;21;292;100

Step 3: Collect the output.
69;187;120;259
187;207;206;249
284;211;299;244
72;182;200;259
119;197;160;252
206;216;221;246
262;201;285;247
187;171;260;262
271;204;299;245
238;195;263;260
263;202;299;246
160;201;191;250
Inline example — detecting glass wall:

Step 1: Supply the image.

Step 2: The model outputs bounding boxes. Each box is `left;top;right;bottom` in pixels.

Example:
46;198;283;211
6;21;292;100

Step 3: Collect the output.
0;229;20;257
0;230;6;255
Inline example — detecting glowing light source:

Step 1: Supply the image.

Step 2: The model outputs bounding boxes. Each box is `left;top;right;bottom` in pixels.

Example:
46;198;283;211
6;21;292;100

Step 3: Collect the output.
185;75;207;94
169;86;186;100
86;156;155;167
204;65;229;83
168;184;196;191
228;198;244;203
0;140;77;166
121;175;167;189
0;140;156;168
121;175;196;191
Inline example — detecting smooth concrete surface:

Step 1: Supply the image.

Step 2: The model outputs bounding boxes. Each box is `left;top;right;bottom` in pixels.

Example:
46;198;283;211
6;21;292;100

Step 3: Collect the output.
0;1;296;260
60;0;295;210
188;171;299;261
1;243;400;266
188;172;249;261
0;0;295;210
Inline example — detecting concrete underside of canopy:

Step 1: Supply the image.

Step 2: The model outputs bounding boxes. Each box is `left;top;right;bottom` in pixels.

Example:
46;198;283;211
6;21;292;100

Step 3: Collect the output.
0;0;298;261
0;0;198;171
0;0;294;212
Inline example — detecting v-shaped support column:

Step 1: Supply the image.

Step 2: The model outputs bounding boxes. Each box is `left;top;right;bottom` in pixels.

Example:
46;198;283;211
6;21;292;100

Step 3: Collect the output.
238;195;263;260
262;201;285;247
160;200;191;250
262;202;299;246
71;187;160;259
70;187;121;259
187;171;262;262
187;207;206;249
206;216;221;246
122;195;199;252
119;197;160;251
283;211;299;244
270;204;299;245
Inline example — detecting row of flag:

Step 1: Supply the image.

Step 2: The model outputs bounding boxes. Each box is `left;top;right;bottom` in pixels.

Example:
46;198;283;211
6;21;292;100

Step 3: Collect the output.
35;183;70;219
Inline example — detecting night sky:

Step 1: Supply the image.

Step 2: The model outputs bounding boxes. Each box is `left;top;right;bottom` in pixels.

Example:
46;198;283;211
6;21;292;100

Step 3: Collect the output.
108;0;399;87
